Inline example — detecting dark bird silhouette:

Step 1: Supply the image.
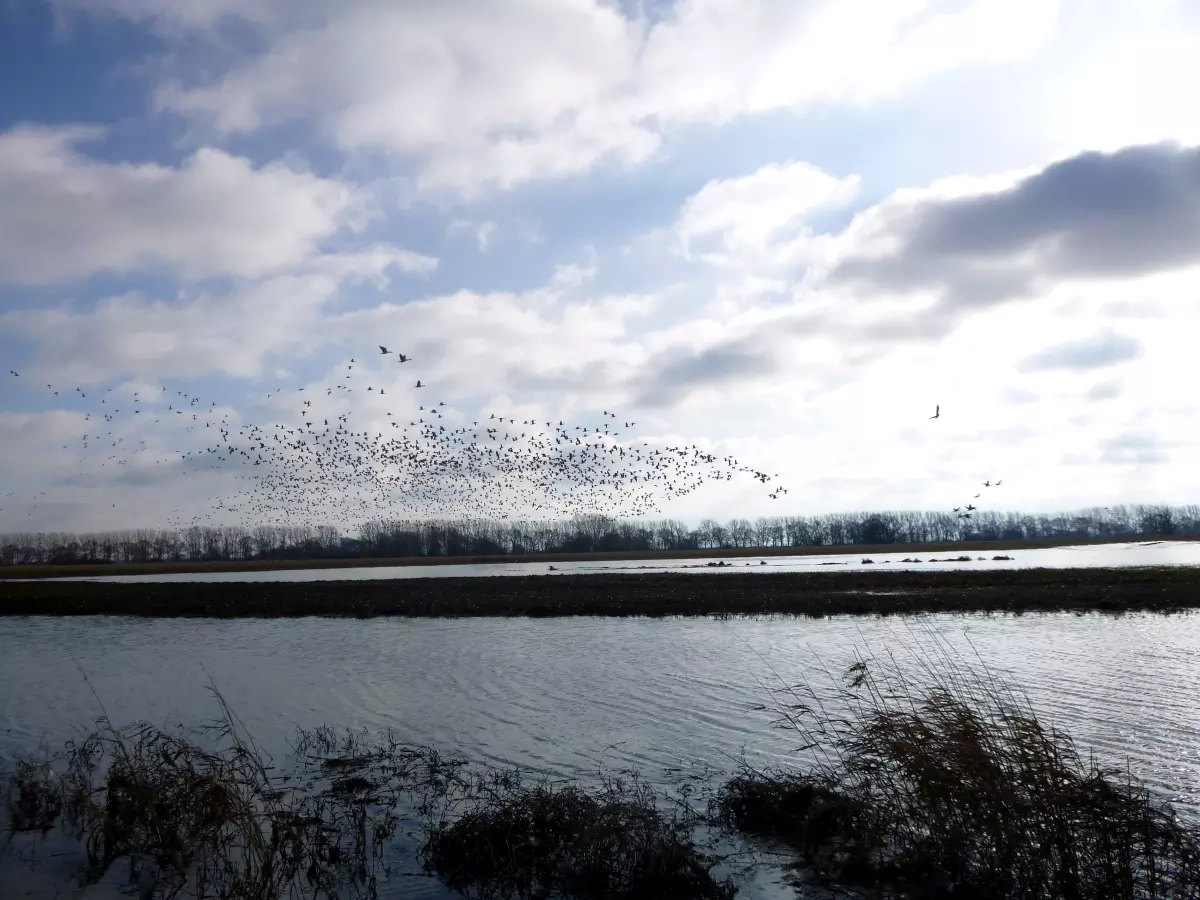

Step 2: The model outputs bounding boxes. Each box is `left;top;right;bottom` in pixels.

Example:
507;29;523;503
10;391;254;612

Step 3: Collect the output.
929;405;940;419
379;346;390;354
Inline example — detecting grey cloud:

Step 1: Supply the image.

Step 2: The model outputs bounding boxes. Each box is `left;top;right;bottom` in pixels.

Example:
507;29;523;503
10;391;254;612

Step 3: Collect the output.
1017;331;1142;373
507;360;618;395
1085;380;1122;402
1098;432;1168;466
635;338;780;408
829;142;1200;309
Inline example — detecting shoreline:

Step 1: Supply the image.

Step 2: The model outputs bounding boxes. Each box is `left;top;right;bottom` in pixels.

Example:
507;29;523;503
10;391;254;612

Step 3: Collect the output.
2;566;1199;618
2;533;1196;580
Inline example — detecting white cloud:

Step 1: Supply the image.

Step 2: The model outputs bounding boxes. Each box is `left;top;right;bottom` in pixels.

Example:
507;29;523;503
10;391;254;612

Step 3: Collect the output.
138;0;1061;196
0;125;375;285
0;245;435;383
675;160;860;267
447;219;498;253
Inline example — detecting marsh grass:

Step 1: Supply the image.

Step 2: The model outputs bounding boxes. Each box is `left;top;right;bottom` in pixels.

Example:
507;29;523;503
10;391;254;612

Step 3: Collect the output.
717;631;1200;898
5;637;1199;899
0;697;458;899
3;711;733;899
422;769;735;900
4;755;62;834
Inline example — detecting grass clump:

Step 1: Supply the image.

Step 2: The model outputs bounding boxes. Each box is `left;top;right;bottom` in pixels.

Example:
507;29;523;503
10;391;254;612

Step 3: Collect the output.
424;772;734;900
4;757;63;833
716;646;1200;898
4;712;733;900
1;704;452;899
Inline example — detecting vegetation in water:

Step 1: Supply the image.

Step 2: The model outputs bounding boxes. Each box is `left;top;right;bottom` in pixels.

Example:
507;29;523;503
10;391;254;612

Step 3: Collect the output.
716;642;1200;898
3;651;1198;899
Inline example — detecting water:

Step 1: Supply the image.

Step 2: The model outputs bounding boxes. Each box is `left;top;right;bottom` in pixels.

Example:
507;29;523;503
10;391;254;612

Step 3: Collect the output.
24;539;1200;582
2;613;1199;896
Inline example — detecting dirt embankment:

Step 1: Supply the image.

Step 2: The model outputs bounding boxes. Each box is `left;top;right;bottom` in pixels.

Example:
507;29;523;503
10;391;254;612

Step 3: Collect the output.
2;566;1199;618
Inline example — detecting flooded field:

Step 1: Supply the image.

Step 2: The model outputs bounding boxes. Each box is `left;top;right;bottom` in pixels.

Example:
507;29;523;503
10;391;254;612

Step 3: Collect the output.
2;612;1199;896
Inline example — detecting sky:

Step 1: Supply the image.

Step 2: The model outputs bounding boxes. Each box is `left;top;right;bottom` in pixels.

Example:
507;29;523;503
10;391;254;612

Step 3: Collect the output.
2;0;1200;533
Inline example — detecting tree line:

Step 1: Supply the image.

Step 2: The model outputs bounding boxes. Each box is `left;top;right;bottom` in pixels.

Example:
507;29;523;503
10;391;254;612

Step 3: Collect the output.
2;504;1198;566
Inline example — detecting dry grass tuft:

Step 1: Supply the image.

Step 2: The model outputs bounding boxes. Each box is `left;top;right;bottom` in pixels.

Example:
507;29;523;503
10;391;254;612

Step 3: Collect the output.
4;757;63;833
424;772;735;900
716;640;1200;898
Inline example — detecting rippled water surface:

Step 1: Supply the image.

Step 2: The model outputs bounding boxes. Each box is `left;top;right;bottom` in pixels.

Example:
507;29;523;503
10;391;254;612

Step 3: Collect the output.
2;613;1199;896
28;538;1200;582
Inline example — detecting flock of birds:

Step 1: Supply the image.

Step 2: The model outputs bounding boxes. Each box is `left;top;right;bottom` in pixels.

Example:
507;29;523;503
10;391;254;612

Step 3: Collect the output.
4;349;789;528
3;358;1004;531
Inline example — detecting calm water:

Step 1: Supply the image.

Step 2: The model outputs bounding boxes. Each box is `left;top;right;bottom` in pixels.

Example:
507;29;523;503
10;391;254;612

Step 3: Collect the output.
2;613;1199;896
25;539;1200;582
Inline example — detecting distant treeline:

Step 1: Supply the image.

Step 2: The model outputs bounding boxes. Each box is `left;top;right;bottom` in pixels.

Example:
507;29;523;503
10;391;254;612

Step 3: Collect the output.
2;504;1198;566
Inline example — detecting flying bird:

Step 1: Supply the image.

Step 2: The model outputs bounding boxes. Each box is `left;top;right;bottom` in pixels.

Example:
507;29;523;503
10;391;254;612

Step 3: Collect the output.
929;405;940;419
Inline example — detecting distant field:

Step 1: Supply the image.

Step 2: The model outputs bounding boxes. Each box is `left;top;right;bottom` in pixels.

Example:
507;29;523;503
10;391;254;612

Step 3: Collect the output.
3;565;1200;619
3;534;1197;581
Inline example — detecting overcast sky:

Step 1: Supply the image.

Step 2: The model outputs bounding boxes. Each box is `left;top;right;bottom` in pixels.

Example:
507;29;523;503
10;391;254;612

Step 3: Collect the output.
2;0;1200;532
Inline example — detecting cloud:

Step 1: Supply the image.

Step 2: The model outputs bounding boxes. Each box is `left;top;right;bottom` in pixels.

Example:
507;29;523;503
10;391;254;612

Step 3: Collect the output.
1085;380;1122;402
635;337;783;408
1098;431;1168;466
0;249;430;382
447;219;498;253
0;124;367;285
827;142;1200;310
125;0;1059;196
1017;330;1143;372
675;160;859;267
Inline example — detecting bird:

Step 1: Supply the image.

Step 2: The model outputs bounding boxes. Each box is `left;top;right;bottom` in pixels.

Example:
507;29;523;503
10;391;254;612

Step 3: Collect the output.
398;354;409;363
415;380;424;388
929;405;940;419
983;480;991;487
379;346;390;355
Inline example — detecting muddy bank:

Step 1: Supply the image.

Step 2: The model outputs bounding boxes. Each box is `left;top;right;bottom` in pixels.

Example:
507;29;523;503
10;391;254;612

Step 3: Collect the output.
1;566;1199;618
